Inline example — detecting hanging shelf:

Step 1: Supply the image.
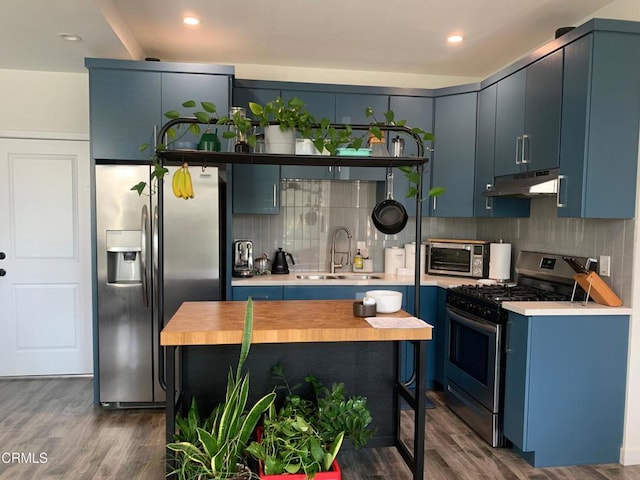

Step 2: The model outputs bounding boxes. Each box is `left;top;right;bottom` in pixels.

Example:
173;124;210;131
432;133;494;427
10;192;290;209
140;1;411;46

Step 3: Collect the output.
154;117;430;168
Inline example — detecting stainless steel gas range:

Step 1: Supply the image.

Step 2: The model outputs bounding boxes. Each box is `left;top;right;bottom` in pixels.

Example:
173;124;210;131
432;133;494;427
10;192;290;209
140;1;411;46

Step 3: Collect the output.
443;251;591;447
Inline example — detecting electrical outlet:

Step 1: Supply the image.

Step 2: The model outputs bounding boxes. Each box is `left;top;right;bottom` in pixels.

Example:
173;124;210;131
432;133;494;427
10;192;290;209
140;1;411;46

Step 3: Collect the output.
599;255;611;277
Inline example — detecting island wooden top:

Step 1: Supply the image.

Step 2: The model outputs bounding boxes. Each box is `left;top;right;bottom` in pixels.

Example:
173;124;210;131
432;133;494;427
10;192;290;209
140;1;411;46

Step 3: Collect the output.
161;300;433;346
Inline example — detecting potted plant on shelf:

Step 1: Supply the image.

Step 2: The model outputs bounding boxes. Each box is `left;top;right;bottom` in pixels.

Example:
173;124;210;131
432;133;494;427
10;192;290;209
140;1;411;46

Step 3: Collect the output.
216;107;256;152
249;97;317;154
167;298;276;480
132;99;219;197
363;106;443;200
310;119;362;157
245;365;375;479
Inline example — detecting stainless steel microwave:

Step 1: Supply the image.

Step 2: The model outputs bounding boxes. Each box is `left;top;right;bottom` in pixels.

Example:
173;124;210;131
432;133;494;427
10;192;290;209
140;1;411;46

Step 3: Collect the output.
427;239;490;278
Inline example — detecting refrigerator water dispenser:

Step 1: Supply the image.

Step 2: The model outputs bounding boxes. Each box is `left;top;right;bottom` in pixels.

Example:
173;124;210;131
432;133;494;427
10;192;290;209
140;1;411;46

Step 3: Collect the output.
106;230;142;284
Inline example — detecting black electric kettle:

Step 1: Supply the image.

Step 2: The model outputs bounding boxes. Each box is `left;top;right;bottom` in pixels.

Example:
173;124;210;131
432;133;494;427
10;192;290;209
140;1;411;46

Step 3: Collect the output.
272;248;295;274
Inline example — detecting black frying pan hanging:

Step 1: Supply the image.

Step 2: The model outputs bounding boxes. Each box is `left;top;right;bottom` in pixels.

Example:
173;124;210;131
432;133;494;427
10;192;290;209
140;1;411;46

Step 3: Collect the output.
372;168;408;235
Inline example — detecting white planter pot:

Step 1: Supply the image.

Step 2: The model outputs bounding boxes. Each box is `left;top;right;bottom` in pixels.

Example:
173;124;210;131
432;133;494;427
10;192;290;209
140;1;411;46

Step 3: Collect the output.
264;125;296;154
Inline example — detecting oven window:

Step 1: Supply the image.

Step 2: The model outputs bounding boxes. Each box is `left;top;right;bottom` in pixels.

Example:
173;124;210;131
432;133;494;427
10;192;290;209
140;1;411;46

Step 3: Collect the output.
431;248;471;272
450;321;489;385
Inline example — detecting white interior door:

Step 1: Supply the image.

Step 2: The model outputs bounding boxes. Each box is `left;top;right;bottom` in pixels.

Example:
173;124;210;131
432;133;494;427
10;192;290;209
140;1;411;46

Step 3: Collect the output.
0;138;92;376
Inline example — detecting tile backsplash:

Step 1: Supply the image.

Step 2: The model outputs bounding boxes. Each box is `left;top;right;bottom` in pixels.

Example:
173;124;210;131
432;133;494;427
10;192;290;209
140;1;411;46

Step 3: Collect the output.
233;179;633;303
476;195;634;303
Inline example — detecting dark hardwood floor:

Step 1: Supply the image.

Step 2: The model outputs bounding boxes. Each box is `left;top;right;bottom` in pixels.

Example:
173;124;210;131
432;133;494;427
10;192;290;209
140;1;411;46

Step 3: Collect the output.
1;377;640;479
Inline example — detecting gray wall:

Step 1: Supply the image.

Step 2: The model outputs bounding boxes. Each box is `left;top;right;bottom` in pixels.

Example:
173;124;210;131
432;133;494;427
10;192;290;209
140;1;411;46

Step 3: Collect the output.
233;179;632;303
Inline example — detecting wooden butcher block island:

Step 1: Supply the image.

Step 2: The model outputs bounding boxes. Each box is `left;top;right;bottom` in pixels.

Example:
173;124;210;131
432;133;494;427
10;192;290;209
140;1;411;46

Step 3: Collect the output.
161;299;432;480
161;299;433;345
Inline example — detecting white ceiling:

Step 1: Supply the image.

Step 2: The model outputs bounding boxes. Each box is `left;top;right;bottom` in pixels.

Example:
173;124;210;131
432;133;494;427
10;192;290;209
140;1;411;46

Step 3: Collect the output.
0;0;617;80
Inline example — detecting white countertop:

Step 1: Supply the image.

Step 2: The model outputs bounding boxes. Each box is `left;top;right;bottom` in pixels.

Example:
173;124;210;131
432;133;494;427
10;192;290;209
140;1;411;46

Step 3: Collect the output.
502;301;632;316
232;272;632;316
232;272;477;288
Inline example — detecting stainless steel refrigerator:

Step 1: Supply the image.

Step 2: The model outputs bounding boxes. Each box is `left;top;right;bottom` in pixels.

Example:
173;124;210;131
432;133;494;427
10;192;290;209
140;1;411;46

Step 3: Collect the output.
94;163;223;407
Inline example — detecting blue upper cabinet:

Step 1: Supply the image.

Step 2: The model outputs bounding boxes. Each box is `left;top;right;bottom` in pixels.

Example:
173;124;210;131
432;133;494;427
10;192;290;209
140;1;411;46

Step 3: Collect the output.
475;85;530;217
279;89;389;181
85;59;233;161
430;92;477;217
232;86;282;214
494;50;563;176
558;31;640;218
335;93;390;182
281;89;336;180
88;68;162;161
388;95;434;217
161;72;231;148
232;164;280;214
283;89;336;123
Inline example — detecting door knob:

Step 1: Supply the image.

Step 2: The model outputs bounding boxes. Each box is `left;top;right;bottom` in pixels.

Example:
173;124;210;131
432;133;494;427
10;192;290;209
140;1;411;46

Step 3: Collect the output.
0;268;6;276
0;252;5;260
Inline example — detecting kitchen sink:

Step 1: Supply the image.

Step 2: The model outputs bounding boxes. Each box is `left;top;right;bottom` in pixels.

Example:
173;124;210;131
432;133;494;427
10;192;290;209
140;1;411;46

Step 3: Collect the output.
295;274;382;280
334;274;382;280
296;274;337;280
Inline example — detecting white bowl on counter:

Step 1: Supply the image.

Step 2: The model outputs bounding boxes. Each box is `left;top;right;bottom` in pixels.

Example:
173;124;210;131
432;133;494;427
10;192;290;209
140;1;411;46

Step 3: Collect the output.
365;290;403;313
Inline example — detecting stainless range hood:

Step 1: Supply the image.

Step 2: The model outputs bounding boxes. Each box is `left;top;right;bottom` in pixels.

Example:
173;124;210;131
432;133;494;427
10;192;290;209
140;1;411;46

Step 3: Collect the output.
484;168;559;197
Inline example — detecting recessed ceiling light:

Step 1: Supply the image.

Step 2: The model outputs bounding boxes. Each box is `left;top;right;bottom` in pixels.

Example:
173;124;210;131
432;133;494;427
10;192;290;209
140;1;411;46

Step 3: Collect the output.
183;16;200;26
447;35;464;43
59;33;82;42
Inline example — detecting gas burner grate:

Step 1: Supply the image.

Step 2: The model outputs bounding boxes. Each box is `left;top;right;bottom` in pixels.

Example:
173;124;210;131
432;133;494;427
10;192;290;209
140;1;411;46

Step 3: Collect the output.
451;284;571;303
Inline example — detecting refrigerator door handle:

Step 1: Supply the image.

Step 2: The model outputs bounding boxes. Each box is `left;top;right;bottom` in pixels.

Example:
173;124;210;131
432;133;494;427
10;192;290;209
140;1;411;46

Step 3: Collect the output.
140;205;150;308
154;204;167;392
153;205;159;308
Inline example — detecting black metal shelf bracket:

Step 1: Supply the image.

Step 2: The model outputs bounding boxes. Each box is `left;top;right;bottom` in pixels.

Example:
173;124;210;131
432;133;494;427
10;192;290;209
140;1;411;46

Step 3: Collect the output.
159;116;429;480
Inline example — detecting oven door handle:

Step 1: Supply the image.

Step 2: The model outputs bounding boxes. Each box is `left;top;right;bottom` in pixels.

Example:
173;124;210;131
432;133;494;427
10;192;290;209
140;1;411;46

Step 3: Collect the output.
447;306;498;335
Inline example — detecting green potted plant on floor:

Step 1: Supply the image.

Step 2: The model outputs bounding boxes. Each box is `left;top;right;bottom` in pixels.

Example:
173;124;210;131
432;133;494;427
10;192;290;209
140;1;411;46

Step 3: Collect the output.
247;401;344;479
168;298;276;480
245;365;375;479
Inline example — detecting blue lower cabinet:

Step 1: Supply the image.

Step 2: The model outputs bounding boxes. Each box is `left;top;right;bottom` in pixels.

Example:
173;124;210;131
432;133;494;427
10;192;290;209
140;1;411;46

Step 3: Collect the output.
503;312;629;467
405;286;439;389
283;285;406;303
232;286;283;301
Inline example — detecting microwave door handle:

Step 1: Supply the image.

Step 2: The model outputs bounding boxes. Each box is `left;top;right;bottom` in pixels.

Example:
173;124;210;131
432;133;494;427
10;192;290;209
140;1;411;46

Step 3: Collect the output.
431;243;471;250
140;205;150;308
447;306;497;335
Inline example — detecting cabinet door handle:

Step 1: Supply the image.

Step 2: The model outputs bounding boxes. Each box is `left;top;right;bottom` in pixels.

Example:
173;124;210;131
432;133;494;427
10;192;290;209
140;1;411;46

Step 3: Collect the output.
556;174;567;208
153;125;158;150
521;134;530;164
505;320;512;354
515;136;521;165
273;184;277;208
485;184;492;210
433;196;437;211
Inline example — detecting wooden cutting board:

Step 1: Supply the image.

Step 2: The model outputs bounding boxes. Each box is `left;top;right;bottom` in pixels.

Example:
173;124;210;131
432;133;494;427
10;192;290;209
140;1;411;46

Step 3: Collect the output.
574;272;623;307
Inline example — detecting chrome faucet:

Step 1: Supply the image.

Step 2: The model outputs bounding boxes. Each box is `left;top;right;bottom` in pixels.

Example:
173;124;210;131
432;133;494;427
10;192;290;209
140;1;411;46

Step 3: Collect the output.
330;227;352;273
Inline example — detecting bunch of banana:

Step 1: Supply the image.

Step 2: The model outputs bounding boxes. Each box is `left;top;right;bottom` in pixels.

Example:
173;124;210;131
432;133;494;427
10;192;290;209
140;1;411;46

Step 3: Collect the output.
171;163;195;200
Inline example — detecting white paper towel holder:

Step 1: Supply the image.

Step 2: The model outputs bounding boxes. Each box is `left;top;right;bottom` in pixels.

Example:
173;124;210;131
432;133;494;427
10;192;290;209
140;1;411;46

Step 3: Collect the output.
489;240;512;282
